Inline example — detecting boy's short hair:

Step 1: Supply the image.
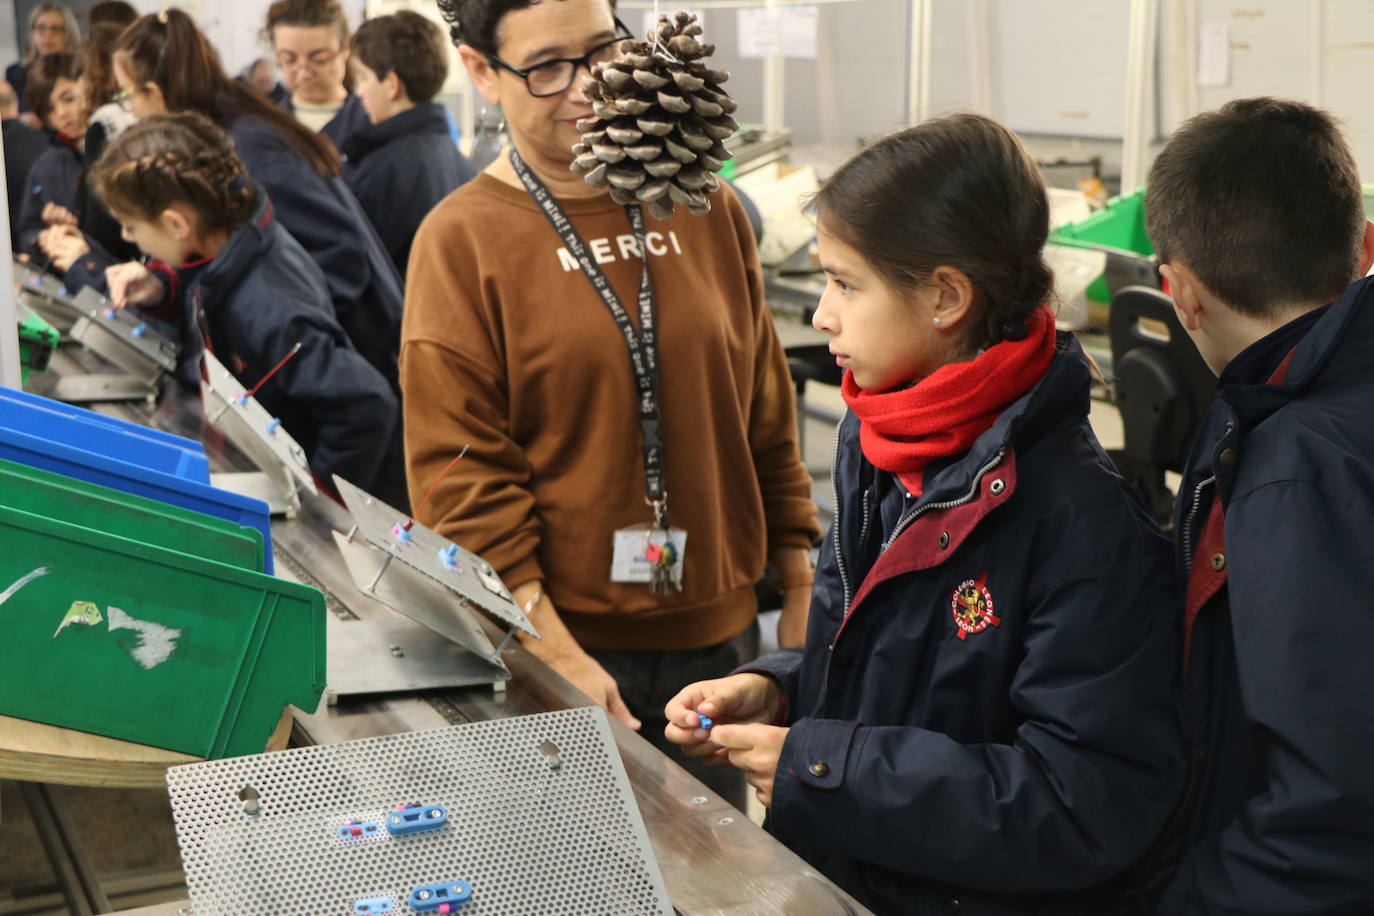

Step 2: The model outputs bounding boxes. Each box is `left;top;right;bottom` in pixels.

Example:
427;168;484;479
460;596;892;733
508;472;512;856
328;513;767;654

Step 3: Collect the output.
1146;97;1365;317
352;11;448;105
25;52;81;122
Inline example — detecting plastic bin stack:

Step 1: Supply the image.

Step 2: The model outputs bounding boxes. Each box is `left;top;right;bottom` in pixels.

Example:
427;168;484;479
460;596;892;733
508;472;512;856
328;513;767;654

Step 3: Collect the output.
0;389;326;759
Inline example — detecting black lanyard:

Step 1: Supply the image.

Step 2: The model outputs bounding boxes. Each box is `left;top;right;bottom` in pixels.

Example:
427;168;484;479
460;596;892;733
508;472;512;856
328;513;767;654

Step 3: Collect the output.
509;148;670;527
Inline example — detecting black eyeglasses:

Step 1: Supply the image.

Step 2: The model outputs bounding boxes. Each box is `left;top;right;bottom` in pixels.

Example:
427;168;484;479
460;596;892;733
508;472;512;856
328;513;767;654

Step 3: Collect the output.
487;19;634;98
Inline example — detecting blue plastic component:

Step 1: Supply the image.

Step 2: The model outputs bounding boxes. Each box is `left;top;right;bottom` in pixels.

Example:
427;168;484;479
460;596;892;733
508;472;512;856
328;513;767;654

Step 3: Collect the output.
352;896;394;914
336;820;383;840
438;544;458;569
392;523;414;545
132;322;147;338
265;418;282;435
385;803;448;837
102;307;116;319
57;286;69;297
233;392;249;407
407;880;472;912
0;389;274;573
698;715;714;730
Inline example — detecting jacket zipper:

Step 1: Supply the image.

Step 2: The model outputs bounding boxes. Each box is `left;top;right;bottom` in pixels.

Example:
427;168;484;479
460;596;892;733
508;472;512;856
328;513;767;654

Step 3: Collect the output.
1180;475;1215;576
831;422;854;616
880;447;1008;553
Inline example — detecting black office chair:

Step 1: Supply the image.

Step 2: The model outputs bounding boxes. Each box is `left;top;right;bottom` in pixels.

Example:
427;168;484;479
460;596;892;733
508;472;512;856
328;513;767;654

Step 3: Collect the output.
1107;285;1218;526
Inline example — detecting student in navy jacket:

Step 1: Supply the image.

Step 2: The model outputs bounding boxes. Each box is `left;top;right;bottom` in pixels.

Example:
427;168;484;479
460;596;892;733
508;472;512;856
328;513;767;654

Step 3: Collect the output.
345;11;476;278
108;9;403;390
1144;98;1374;915
17;53;121;289
92;113;406;507
666;116;1184;916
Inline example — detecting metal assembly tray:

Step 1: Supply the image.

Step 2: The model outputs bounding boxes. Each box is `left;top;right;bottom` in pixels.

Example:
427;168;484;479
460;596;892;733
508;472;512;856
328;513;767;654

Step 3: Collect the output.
166;707;673;914
333;476;536;639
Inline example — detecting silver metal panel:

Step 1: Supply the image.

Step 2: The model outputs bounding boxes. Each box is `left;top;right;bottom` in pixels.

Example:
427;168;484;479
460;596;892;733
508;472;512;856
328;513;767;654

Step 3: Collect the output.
166;708;673;915
46;372;157;403
201;350;316;516
333;476;537;638
326;617;508;696
66;297;177;377
333;531;506;665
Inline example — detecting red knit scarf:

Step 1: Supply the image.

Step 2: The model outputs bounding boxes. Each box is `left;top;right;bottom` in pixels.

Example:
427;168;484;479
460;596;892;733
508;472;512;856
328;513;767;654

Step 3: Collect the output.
841;306;1057;496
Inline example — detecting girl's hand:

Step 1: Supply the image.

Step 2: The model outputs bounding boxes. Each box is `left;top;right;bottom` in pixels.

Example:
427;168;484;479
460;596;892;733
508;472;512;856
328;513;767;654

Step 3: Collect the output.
41;202;78;226
38;225;88;271
664;673;784;765
709;723;789;807
104;261;165;309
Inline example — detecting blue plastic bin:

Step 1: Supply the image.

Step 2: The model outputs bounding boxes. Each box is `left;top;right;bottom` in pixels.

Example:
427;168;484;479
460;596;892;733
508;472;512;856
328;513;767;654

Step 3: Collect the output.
0;423;274;574
0;388;209;481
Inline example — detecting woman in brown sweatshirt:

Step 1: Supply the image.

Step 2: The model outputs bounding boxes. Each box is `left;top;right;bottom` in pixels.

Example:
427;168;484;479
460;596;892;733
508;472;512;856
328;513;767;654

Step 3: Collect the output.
403;0;818;806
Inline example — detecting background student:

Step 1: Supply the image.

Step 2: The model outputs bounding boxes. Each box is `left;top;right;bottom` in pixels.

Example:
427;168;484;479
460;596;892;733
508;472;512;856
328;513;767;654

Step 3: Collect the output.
345;10;476;278
264;0;368;150
6;1;79;121
92;113;406;506
106;9;403;389
1146;97;1374;916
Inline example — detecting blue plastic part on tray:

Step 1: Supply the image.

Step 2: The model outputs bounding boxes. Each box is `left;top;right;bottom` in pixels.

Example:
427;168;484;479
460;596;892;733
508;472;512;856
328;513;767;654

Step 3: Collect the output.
386;803;448;837
407;880;472;912
0;388;209;481
352;897;393;914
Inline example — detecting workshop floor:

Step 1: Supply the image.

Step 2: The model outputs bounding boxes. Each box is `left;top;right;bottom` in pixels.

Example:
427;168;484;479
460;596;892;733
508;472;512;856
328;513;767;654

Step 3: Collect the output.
0;387;1129;916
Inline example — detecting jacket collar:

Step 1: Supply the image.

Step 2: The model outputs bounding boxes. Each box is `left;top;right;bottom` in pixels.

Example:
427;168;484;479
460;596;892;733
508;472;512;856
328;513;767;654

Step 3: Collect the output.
1214;274;1374;433
834;333;1092;626
190;186;274;311
341;102;450;164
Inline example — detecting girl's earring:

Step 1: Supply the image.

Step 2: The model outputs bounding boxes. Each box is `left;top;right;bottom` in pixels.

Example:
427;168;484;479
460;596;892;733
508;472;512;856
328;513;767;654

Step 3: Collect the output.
932;316;942;326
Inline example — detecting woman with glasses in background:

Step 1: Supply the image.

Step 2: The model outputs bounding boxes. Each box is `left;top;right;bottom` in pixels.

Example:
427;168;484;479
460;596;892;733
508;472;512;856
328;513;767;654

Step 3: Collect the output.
6;1;79;122
264;0;369;152
401;0;819;812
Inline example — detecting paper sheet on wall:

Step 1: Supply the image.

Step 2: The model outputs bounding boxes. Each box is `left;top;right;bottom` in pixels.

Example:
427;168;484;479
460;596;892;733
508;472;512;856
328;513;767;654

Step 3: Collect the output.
781;6;819;60
1197;23;1231;88
738;7;783;58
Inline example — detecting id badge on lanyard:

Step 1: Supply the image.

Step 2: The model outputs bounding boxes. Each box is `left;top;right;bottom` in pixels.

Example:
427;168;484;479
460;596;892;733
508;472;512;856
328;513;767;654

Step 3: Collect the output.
510;148;685;593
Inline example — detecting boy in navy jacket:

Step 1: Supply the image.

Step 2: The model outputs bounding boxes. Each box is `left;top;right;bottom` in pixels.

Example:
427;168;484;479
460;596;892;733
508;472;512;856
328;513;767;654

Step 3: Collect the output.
1146;97;1374;914
344;10;475;278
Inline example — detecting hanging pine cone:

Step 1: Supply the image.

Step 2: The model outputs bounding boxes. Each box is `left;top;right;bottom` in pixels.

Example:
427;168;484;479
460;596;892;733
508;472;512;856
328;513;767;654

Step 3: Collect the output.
571;11;739;220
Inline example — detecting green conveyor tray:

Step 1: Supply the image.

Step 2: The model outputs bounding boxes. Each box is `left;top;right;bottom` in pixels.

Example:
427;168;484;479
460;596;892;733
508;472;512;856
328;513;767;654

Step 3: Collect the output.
0;456;265;572
0;503;324;759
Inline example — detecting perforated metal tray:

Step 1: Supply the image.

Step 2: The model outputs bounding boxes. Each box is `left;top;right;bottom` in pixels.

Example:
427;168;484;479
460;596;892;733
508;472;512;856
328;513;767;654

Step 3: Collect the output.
166;708;673;915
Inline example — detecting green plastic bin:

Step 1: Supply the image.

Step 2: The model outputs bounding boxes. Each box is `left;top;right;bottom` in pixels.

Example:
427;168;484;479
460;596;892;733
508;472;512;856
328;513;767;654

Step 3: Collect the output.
1049;189;1154;303
0;504;325;759
17;311;58;384
0;457;265;572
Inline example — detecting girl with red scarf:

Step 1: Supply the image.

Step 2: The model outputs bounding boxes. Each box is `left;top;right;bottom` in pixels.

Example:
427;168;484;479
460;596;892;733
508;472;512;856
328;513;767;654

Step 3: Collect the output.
665;115;1183;915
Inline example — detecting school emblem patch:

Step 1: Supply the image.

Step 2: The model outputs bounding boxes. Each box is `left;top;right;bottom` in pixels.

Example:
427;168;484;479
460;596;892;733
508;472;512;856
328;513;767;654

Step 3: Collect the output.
951;574;1000;640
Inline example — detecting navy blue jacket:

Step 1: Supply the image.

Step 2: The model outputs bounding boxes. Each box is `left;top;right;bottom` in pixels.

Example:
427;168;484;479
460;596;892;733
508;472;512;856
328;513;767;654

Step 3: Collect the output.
224;112;403;390
6;62;28;113
3;117;49;247
17;137;116;290
342;103;476;278
1155;276;1374;915
746;338;1184;916
187;191;407;506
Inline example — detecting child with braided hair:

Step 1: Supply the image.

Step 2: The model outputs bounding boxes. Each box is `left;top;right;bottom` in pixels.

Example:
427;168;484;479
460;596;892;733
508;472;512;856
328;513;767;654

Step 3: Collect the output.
91;112;407;506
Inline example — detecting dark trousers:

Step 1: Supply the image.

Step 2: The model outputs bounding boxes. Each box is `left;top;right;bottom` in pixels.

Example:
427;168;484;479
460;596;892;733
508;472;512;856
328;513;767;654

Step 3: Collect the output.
592;623;760;811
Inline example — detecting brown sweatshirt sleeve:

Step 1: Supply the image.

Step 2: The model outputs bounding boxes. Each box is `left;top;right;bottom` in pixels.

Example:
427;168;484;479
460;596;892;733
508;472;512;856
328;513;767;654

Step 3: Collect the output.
724;188;822;554
400;210;546;590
